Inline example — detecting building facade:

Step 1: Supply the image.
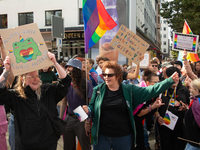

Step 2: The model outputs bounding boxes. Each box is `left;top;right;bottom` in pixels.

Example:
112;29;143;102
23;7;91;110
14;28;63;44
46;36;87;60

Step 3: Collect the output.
160;16;170;58
136;0;162;60
0;0;161;63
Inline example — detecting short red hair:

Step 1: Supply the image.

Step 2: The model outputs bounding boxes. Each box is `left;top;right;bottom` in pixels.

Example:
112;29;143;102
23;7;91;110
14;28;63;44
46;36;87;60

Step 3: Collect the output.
102;61;123;84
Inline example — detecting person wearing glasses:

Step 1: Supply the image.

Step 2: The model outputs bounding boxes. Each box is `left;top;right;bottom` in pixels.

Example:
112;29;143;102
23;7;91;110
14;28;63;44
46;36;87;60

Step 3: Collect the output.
82;61;179;150
149;60;160;75
0;52;71;150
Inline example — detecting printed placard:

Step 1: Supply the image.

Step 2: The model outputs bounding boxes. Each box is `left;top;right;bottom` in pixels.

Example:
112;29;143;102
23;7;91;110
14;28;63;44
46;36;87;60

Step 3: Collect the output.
73;106;88;122
172;32;199;53
162;110;179;130
0;23;54;76
110;25;149;64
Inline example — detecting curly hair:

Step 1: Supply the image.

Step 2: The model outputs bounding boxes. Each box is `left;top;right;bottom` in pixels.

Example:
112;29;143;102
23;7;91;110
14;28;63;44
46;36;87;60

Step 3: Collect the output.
71;68;86;99
102;61;123;85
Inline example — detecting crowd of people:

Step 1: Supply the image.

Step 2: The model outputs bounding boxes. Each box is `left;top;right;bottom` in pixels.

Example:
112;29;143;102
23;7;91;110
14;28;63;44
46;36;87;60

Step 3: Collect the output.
0;35;200;150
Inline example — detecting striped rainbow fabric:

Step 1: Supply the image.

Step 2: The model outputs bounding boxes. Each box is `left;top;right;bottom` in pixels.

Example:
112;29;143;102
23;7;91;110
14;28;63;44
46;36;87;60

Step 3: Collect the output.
182;20;193;34
82;0;117;54
178;20;200;62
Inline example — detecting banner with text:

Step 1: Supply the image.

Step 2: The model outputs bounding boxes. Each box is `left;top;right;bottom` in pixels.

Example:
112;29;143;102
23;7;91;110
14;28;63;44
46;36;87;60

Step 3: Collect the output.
0;23;54;76
110;25;149;64
172;32;199;53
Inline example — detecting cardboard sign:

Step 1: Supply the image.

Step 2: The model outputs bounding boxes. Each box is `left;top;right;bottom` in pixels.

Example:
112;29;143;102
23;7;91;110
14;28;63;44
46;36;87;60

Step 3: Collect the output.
0;23;54;76
132;51;150;68
172;32;199;53
162;110;179;130
110;25;149;64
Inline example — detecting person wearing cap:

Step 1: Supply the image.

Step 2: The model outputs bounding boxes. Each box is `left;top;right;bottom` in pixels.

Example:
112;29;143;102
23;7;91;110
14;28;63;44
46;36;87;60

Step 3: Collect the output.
174;61;183;71
157;67;189;150
159;62;173;81
60;58;93;150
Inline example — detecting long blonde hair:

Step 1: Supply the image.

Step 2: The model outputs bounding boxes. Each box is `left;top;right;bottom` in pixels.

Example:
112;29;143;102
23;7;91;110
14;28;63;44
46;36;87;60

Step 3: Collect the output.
14;74;41;100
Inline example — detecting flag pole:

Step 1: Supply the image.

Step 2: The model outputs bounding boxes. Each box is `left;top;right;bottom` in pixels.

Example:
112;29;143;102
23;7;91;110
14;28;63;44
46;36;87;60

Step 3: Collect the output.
85;53;88;105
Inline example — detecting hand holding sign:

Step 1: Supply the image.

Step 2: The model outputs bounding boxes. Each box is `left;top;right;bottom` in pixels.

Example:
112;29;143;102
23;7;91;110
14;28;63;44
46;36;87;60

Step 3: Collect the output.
0;23;54;76
48;52;56;64
110;25;149;65
4;56;10;71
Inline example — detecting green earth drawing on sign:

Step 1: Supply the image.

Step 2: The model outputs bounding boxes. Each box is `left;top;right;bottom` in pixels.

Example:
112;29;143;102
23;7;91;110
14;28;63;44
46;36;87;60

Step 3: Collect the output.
12;36;42;63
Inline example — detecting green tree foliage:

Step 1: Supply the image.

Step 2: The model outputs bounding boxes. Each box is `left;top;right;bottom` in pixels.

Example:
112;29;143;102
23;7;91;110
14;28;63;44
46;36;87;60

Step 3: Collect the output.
160;0;200;35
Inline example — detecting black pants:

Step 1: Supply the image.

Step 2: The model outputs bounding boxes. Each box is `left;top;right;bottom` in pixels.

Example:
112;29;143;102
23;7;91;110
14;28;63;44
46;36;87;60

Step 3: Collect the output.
16;141;57;150
159;125;186;150
63;115;91;150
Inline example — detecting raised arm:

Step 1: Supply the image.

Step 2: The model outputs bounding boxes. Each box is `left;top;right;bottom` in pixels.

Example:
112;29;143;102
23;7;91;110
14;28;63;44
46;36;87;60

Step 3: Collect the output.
126;54;144;80
132;72;179;107
0;56;10;88
182;50;198;80
48;52;66;79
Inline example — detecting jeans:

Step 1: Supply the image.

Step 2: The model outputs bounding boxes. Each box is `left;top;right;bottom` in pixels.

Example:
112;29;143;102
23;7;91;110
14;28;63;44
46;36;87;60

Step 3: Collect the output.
143;120;150;147
185;143;200;150
94;134;132;150
8;114;15;150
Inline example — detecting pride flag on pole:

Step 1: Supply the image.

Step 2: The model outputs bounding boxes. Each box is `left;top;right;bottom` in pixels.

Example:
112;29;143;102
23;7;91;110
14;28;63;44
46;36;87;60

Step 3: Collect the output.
182;20;193;34
82;0;117;54
178;20;200;62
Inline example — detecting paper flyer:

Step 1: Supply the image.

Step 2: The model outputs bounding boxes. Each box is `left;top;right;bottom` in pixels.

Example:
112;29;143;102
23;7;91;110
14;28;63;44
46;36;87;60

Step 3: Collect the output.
163;110;179;130
73;106;88;122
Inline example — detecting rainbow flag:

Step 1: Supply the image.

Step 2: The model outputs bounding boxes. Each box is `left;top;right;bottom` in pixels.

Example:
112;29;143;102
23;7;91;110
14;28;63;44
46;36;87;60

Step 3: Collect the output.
182;20;193;34
178;20;200;62
82;0;117;54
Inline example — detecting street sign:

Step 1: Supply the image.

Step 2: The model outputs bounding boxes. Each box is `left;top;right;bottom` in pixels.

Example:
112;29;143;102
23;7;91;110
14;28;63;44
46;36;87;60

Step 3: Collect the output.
52;15;64;39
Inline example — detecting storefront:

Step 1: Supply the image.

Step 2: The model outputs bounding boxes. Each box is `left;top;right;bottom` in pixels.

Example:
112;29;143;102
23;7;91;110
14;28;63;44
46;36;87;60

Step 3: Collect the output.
52;30;85;61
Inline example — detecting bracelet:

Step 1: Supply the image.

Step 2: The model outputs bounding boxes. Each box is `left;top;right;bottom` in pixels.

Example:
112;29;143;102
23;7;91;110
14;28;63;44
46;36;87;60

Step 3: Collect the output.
157;115;160;119
148;105;152;112
182;58;187;61
54;62;59;66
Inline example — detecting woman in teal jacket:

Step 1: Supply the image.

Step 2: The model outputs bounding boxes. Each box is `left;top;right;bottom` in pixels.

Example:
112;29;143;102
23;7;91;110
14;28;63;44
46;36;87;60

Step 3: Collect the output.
83;61;179;150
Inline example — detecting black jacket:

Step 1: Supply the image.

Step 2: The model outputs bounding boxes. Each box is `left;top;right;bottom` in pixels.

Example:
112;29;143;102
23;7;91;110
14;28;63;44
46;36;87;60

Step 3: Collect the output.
184;95;200;148
0;75;71;149
158;81;190;131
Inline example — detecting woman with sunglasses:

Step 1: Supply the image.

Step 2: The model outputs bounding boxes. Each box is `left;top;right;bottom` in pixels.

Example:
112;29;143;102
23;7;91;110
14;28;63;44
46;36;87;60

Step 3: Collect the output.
83;61;179;150
0;52;71;150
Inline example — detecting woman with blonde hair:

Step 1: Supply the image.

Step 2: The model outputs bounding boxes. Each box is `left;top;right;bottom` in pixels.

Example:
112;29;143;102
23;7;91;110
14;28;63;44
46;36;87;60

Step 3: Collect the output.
83;61;179;150
0;52;71;150
184;78;200;150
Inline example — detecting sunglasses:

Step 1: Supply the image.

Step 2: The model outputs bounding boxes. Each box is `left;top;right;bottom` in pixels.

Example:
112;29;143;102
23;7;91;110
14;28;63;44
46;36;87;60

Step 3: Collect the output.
102;73;116;77
152;65;158;67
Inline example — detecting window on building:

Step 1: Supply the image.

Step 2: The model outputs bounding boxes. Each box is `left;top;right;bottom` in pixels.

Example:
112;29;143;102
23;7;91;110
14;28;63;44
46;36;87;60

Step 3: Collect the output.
18;12;33;26
164;27;166;31
163;48;166;52
164;34;166;38
164;41;166;45
79;8;84;24
45;10;62;26
164;20;166;24
0;14;7;28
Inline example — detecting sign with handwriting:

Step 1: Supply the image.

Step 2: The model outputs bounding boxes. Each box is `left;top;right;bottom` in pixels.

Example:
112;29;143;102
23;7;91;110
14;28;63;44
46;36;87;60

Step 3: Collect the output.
110;25;149;64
